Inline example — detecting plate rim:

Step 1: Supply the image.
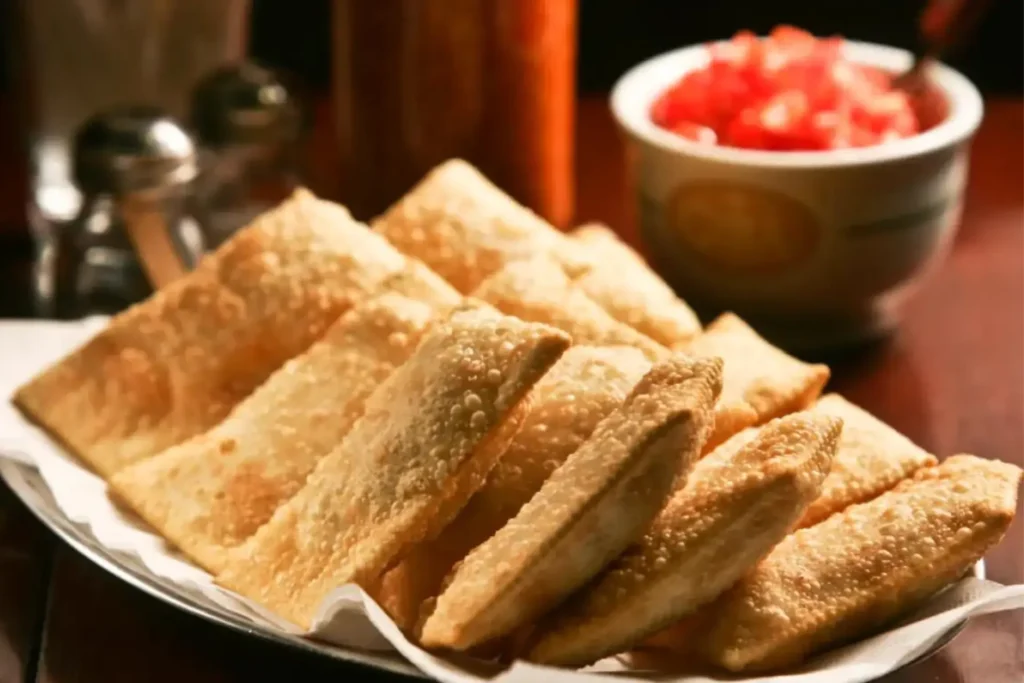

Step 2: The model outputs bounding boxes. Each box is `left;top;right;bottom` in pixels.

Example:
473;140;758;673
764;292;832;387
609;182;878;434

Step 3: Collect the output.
0;459;427;680
0;458;983;681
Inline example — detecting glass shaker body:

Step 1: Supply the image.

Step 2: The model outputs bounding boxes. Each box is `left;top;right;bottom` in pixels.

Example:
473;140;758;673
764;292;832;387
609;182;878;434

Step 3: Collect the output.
190;64;304;248
44;107;204;319
193;143;299;248
52;188;202;318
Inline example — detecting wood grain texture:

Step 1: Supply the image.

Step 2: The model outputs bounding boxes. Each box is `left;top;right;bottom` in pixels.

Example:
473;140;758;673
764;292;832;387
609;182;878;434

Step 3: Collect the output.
829;101;1024;683
35;549;416;683
0;481;52;683
0;97;1019;682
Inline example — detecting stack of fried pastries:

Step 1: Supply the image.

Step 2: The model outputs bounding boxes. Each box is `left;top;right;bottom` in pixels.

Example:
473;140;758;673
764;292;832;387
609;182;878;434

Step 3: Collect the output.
13;159;1022;675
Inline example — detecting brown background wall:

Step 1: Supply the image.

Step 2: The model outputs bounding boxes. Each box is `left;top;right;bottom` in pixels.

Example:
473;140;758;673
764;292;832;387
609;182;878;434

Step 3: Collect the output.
242;0;1023;94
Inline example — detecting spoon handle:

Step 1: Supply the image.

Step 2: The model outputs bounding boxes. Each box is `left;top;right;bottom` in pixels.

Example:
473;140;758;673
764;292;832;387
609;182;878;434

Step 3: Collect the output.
917;0;993;60
895;0;994;91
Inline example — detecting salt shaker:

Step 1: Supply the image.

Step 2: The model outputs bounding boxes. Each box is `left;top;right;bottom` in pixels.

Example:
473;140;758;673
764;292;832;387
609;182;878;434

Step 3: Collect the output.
190;63;303;247
49;106;204;318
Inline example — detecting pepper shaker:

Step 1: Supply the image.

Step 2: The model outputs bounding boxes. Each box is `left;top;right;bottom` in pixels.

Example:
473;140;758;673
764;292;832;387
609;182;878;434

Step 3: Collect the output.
47;106;204;318
190;63;303;247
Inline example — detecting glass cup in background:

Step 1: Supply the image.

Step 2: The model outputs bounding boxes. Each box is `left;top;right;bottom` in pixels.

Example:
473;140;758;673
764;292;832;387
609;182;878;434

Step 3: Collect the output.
331;0;577;226
7;0;249;313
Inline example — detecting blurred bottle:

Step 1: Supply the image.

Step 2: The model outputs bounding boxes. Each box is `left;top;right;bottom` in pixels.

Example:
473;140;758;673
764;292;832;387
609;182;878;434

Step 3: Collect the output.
332;0;577;226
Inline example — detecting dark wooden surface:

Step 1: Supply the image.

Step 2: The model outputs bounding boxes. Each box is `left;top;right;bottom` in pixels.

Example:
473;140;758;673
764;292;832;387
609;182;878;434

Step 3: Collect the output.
0;97;1021;682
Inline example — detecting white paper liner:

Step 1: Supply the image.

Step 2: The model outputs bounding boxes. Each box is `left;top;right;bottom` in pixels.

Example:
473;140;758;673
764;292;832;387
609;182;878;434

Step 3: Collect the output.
1;319;1021;683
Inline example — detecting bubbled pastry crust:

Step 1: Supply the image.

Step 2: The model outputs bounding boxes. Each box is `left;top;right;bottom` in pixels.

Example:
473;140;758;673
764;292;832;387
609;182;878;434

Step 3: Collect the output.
472;254;668;362
14;189;406;476
215;305;570;628
375;345;653;631
527;412;841;667
418;354;723;651
697;454;1022;672
801;394;936;527
372;159;579;294
686;313;829;451
569;223;702;347
109;293;439;574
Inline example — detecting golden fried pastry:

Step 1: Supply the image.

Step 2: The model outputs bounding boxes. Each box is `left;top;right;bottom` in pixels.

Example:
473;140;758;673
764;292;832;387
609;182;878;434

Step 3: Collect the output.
376;345;652;630
527;412;841;667
216;306;569;628
109;293;438;573
373;159;578;293
418;354;723;651
472;254;668;361
696;454;1022;672
686;313;829;450
800;394;936;527
698;425;760;463
14;189;406;477
377;258;463;311
569;223;701;347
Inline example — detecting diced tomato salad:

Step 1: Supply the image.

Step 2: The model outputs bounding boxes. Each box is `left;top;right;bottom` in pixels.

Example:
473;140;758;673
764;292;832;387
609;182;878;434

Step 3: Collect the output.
650;26;921;151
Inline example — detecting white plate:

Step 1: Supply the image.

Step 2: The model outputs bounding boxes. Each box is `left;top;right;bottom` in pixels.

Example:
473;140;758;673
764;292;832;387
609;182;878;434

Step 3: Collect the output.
0;459;426;680
0;457;984;681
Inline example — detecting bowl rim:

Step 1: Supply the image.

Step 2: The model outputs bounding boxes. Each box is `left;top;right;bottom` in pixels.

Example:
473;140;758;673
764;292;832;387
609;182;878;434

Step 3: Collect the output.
610;39;984;168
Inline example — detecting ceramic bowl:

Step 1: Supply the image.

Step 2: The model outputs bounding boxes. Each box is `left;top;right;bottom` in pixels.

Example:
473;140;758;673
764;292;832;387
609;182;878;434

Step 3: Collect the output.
611;40;983;350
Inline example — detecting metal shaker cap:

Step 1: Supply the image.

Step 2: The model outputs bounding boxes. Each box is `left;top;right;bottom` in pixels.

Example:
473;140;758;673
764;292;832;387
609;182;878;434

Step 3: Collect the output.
191;63;302;147
73;106;198;195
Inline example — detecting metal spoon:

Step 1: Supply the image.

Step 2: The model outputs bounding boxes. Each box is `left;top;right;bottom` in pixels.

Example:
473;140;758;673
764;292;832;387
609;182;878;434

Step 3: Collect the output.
893;0;994;92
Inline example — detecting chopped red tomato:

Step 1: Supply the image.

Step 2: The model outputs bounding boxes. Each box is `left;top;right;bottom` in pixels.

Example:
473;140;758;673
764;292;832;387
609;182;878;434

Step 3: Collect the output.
651;25;921;151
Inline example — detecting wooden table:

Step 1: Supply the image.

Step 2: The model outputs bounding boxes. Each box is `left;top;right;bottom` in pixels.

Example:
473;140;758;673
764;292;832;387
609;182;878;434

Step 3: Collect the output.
1;98;1021;682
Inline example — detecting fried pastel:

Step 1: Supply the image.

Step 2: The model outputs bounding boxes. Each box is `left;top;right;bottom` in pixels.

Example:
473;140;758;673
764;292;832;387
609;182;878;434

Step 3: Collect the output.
216;306;569;628
418;354;723;651
373;159;577;293
109;293;438;573
569;223;701;347
14;189;406;477
686;313;829;450
697;454;1022;672
472;254;668;361
800;394;936;527
376;345;652;630
378;258;463;311
527;412;841;667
